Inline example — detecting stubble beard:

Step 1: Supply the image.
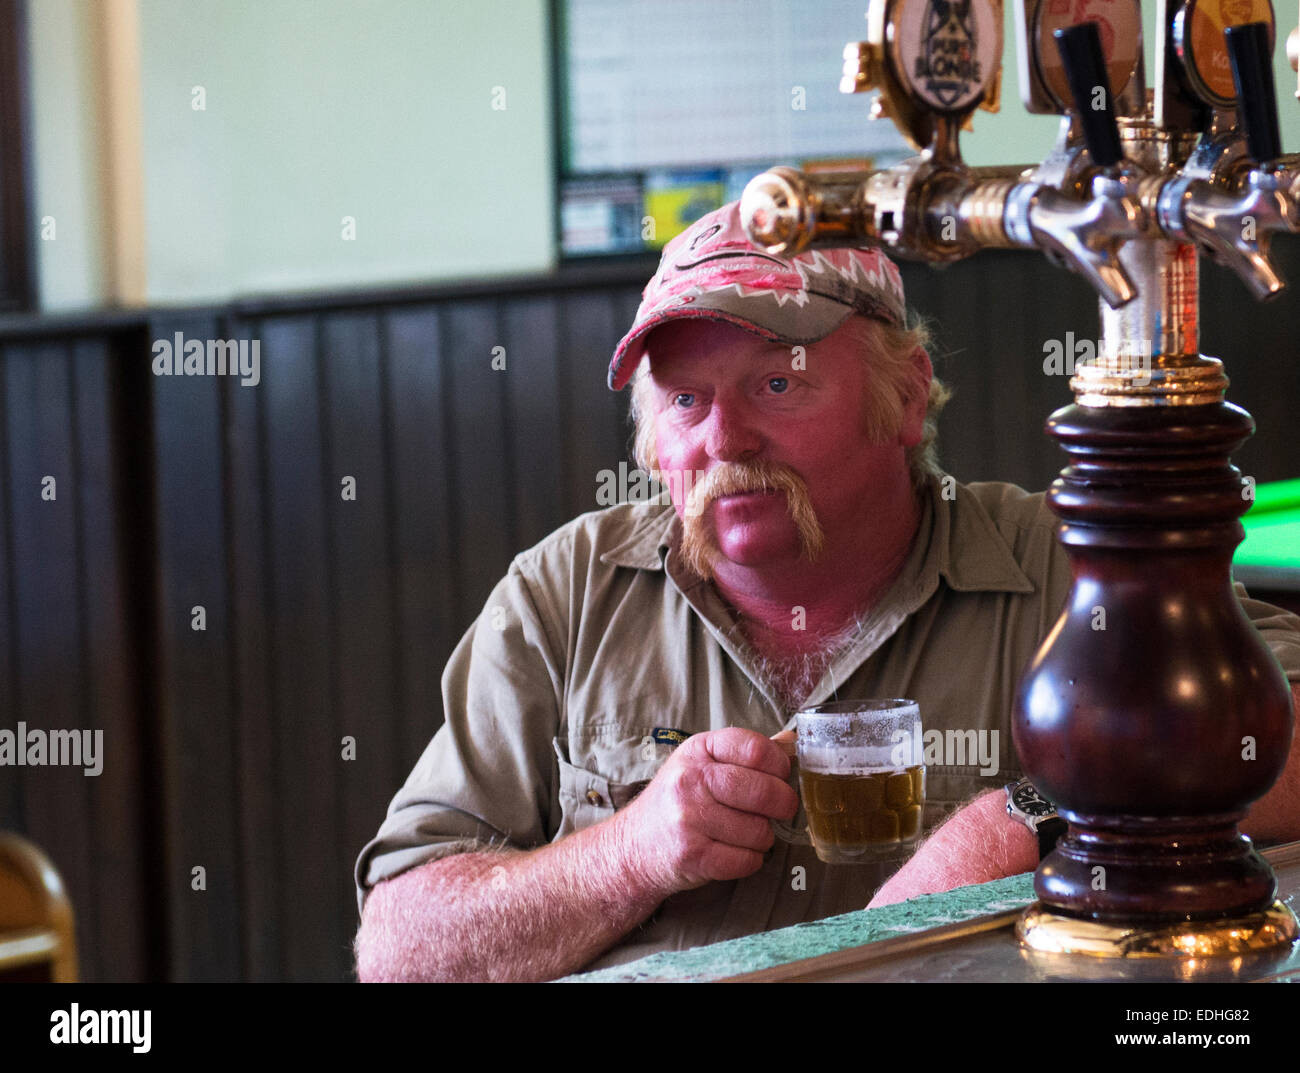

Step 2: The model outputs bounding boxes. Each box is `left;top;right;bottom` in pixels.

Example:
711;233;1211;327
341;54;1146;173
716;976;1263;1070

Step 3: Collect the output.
678;458;825;581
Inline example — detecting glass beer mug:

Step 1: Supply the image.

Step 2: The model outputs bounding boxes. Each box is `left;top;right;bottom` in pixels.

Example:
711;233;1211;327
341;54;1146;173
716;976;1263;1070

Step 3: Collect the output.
775;699;926;864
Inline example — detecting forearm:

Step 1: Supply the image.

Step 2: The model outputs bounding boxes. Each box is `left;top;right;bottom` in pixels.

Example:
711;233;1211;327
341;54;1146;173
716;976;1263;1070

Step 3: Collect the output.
896;790;1037;894
354;813;672;982
867;789;1036;908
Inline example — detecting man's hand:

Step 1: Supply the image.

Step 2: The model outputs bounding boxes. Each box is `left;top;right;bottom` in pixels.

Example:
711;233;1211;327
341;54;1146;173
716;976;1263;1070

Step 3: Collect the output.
867;789;1038;908
612;727;799;896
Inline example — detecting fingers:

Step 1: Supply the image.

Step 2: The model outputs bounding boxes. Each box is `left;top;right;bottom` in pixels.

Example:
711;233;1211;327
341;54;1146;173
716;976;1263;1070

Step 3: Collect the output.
695;726;791;779
625;726;803;888
703;762;798;823
696;842;767;882
695;799;778;853
676;727;797;820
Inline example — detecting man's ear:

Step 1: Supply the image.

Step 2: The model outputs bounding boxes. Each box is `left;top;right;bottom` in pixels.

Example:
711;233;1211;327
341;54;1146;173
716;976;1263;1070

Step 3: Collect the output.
898;346;933;448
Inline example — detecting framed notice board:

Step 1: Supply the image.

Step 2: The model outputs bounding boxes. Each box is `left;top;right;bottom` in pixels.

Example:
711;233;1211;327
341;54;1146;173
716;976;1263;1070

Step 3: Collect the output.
553;0;910;258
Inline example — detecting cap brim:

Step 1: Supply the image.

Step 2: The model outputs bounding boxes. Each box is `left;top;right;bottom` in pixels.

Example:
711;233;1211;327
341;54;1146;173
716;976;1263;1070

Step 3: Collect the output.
607;293;857;391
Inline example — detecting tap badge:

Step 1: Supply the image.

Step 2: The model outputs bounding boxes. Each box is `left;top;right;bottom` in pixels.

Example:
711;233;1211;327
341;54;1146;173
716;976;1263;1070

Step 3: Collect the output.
1034;0;1142;109
895;0;999;112
918;0;982;107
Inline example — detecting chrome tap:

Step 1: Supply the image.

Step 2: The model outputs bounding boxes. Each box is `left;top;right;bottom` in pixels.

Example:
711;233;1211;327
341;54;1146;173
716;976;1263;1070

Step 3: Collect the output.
741;0;1300;317
1002;23;1144;308
1155;22;1300;299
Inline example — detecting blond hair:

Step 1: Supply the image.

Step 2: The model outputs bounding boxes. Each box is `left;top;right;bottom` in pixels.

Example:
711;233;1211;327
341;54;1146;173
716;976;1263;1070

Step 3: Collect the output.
627;314;951;491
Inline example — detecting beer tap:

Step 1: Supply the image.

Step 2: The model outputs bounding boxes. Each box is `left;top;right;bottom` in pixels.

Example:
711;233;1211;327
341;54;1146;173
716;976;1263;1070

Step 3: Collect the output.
1155;19;1300;298
742;0;1017;263
1002;23;1143;308
741;0;1152;307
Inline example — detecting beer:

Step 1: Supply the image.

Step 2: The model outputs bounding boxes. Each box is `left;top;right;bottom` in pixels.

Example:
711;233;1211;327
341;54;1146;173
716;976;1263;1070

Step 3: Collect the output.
773;699;926;864
798;759;926;862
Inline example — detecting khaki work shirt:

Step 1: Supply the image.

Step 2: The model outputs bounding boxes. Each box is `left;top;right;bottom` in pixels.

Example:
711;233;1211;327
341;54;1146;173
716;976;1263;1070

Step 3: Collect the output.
355;475;1300;973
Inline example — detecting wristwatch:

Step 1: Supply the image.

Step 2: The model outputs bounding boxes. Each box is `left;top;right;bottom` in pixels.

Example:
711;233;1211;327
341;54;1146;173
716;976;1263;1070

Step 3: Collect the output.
1005;777;1068;861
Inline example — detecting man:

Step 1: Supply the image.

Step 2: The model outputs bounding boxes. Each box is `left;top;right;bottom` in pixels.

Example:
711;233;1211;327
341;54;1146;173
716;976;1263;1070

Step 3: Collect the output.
353;202;1300;982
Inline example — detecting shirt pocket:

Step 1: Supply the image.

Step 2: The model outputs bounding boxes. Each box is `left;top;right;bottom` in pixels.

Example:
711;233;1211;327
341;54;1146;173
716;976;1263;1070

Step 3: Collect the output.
551;728;667;841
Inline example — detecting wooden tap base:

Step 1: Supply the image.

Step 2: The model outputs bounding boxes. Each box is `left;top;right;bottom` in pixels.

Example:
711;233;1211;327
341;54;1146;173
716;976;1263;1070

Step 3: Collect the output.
1013;399;1295;925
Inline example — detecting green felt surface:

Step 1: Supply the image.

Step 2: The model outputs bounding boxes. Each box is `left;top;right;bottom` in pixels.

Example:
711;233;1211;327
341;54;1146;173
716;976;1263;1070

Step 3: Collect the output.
561;872;1037;982
1238;511;1300;569
1239;480;1300;569
1247;479;1300;516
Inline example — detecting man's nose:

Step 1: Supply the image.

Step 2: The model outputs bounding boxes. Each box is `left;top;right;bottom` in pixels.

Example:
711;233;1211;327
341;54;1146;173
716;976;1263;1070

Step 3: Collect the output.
703;396;762;461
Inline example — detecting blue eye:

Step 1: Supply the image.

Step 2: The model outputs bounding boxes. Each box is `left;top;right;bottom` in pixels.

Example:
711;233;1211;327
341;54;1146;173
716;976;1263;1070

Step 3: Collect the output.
767;377;789;394
673;393;695;408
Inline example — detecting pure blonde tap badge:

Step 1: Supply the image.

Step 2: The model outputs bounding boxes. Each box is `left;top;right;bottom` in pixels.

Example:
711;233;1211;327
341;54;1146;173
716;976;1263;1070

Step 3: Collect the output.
893;0;1001;111
922;0;982;103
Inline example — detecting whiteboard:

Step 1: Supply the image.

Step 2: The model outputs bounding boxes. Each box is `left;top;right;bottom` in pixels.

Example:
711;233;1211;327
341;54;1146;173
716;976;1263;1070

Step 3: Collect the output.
561;0;909;173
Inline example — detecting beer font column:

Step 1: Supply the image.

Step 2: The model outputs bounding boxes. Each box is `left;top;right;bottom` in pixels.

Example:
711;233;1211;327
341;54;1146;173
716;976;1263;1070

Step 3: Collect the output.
742;0;1300;959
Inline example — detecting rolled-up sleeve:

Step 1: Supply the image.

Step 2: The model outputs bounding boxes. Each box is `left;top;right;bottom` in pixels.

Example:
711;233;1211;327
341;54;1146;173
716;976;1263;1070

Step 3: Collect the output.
354;556;565;912
1234;582;1300;683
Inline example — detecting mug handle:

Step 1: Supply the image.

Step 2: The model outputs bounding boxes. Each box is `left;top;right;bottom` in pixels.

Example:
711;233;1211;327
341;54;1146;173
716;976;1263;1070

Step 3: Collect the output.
770;730;810;846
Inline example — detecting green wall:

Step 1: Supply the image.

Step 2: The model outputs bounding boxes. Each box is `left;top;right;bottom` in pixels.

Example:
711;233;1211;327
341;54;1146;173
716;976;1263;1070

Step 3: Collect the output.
27;0;109;311
137;0;553;306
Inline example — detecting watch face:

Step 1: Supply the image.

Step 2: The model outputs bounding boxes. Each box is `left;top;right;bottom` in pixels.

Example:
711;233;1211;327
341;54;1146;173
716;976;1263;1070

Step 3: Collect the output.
1013;782;1056;816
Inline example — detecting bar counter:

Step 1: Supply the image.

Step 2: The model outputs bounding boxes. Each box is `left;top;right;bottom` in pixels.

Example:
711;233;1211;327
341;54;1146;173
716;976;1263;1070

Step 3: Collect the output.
564;841;1300;982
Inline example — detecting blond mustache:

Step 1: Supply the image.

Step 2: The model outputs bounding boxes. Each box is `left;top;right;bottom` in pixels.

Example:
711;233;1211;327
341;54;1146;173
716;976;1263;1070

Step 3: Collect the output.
678;460;825;580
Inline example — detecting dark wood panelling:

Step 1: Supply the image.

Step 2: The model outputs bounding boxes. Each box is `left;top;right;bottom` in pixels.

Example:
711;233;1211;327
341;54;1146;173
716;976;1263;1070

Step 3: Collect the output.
901;253;1101;492
319;311;400;979
503;297;568;550
442;301;519;617
70;339;148;982
149;313;242;982
1201;235;1300;486
558;292;629;520
221;315;281;982
612;288;646;465
0;350;18;834
259;315;339;982
1;344;95;975
383;307;462;769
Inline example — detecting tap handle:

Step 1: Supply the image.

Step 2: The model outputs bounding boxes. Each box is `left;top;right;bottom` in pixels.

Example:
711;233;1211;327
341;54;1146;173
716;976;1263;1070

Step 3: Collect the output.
1053;22;1123;168
1225;22;1282;165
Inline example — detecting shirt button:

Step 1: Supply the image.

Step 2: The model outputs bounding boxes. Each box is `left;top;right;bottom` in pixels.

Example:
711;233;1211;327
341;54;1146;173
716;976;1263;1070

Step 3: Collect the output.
586;789;603;806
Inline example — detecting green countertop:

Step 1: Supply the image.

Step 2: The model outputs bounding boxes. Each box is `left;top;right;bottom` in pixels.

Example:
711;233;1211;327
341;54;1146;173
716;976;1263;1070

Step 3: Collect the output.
561;872;1037;982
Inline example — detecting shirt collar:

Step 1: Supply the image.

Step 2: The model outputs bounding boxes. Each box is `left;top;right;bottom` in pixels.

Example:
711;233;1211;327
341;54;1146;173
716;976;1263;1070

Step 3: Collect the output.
597;475;1036;595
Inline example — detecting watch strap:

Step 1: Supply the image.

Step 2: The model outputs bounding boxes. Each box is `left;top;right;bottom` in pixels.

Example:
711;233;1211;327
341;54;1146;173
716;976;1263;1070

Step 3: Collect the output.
1035;816;1068;860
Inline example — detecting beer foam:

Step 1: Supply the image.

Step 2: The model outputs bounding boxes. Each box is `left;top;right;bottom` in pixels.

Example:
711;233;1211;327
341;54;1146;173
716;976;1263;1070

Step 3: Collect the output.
798;744;904;775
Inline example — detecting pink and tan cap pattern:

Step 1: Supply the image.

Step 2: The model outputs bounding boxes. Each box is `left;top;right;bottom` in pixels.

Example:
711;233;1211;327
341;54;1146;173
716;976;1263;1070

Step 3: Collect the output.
607;200;907;390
